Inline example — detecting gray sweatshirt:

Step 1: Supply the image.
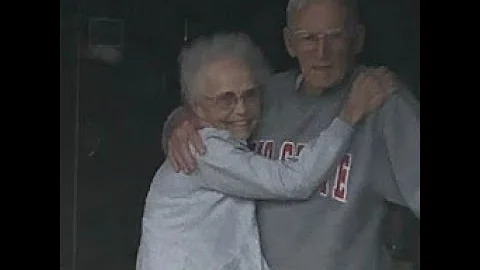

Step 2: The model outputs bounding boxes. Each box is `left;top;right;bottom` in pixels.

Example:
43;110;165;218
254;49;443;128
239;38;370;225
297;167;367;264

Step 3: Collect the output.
137;118;354;270
253;66;420;270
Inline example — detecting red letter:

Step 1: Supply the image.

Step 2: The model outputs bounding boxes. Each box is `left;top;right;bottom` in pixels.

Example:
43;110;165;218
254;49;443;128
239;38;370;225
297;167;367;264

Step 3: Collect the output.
262;141;274;159
333;154;352;202
279;141;295;161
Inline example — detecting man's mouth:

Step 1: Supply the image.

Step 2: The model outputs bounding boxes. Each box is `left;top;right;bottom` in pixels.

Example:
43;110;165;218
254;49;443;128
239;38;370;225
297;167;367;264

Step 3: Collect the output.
312;64;332;71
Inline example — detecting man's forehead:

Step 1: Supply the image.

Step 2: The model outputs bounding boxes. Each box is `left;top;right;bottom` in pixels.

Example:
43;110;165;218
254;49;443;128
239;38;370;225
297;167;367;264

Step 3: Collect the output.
290;27;344;35
291;2;350;30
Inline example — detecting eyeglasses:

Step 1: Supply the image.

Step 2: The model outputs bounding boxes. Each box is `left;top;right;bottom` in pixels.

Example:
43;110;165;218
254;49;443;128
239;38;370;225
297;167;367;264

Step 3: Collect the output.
203;87;260;111
288;27;349;50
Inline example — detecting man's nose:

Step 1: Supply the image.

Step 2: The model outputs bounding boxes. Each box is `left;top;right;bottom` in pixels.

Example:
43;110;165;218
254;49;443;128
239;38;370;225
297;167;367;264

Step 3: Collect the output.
233;97;247;115
314;37;328;58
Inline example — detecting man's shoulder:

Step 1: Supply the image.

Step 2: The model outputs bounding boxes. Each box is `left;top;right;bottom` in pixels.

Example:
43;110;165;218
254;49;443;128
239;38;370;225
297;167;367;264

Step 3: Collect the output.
263;69;299;99
353;64;419;113
370;87;419;134
382;86;420;114
268;69;299;86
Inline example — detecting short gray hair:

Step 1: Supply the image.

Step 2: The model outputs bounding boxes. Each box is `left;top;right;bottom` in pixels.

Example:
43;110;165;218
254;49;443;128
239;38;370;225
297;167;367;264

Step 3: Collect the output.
286;0;360;28
178;32;272;104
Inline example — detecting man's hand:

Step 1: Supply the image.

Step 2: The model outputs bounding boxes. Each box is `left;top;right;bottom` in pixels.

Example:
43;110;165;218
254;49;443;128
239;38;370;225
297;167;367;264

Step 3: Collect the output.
167;110;211;174
340;66;398;124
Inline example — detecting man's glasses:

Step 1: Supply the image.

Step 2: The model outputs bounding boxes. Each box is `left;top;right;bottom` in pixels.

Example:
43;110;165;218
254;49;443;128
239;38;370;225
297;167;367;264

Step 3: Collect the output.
288;27;349;50
203;87;260;111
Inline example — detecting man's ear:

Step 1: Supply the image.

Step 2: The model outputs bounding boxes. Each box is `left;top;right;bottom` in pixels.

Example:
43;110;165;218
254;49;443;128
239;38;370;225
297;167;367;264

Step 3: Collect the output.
352;24;366;55
283;27;296;58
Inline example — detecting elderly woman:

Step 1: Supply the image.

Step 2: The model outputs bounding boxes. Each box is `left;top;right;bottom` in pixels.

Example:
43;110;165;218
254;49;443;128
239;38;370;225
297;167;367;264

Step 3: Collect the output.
136;33;391;270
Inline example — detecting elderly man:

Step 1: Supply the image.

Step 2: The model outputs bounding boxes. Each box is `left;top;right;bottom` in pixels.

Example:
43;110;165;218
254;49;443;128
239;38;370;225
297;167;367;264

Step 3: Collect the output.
136;32;393;270
163;0;419;269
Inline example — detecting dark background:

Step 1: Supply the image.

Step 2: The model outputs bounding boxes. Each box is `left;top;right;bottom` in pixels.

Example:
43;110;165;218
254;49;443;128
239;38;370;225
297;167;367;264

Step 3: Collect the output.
60;0;420;269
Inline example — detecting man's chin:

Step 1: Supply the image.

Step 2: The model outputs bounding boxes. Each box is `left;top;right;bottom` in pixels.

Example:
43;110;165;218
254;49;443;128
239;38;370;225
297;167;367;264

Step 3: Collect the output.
306;77;343;92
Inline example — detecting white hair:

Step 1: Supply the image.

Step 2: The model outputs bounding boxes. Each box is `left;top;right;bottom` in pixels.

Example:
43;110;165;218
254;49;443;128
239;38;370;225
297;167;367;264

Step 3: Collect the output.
178;32;272;104
286;0;360;28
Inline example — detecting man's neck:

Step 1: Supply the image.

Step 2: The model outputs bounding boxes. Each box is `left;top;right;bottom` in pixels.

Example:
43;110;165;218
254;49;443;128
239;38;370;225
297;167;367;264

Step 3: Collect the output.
303;85;329;96
298;67;357;96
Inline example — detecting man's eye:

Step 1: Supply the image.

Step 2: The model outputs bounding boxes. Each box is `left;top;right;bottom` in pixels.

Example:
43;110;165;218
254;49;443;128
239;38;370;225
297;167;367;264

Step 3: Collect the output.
300;34;316;41
244;88;259;98
328;32;343;39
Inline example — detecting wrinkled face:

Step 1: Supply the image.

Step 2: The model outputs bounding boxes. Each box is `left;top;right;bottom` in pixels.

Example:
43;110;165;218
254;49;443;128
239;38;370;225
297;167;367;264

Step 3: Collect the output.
192;58;261;140
284;1;365;92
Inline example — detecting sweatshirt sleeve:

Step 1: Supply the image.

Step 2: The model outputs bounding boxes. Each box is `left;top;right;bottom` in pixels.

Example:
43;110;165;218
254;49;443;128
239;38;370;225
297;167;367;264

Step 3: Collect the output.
196;118;354;200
